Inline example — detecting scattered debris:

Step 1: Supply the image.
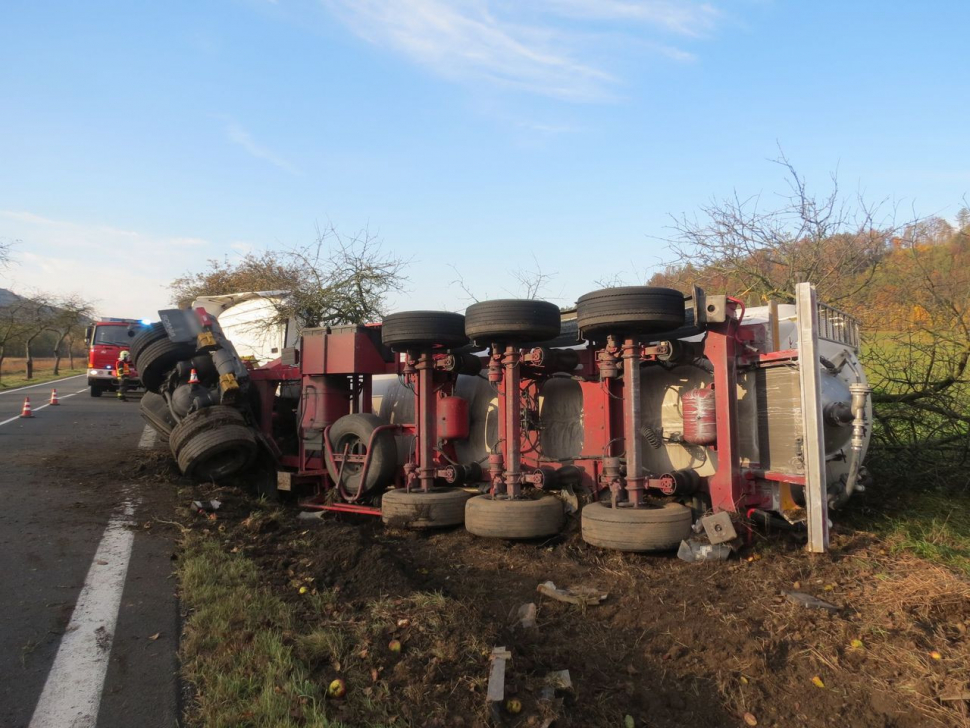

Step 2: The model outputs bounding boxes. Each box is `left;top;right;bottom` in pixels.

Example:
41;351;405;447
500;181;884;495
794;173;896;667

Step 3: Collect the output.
148;632;160;641
515;602;537;629
700;511;738;544
546;670;572;691
537;581;607;606
296;510;326;521
811;676;826;689
192;500;221;513
487;646;511;705
743;712;758;726
677;540;732;563
784;591;839;612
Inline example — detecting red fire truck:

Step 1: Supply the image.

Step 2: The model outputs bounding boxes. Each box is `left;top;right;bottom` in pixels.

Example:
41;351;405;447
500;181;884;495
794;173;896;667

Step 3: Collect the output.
85;318;147;397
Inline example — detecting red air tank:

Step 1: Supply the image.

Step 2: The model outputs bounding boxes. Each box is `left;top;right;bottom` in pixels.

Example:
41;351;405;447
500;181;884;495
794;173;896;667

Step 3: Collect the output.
437;396;470;441
682;387;717;445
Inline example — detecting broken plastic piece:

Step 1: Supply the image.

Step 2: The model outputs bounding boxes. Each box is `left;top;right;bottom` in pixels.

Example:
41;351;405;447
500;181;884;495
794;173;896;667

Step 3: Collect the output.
192;499;221;513
677;540;732;562
516;602;537;629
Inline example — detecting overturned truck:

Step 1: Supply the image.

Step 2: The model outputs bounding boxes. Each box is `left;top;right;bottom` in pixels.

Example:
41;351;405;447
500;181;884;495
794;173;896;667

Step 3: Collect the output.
134;283;871;554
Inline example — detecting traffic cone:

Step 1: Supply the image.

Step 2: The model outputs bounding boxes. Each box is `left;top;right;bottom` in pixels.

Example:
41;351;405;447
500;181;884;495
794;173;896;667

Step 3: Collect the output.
49;389;60;405
20;396;33;418
188;368;200;385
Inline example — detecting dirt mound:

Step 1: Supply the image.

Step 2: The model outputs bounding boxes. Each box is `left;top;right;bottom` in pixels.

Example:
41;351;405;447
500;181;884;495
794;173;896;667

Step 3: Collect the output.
177;482;970;728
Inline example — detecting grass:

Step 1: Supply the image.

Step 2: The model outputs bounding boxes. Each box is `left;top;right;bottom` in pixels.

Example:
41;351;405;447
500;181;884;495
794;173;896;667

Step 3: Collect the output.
852;489;970;577
876;492;970;576
178;534;341;728
0;357;86;390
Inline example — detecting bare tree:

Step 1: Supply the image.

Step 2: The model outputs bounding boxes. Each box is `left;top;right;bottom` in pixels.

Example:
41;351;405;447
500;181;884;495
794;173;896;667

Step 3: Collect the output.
171;223;408;335
0;298;30;382
50;295;95;375
663;153;894;303
450;255;560;303
0;238;15;269
19;294;60;380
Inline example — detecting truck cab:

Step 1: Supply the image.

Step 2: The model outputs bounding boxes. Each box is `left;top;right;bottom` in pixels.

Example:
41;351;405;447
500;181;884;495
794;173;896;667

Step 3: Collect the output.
86;319;146;397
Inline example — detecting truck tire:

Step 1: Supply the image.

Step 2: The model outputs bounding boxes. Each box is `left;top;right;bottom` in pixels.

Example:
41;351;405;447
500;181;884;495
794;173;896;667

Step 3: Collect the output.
177;425;257;482
130;322;172;365
381;311;468;350
90;386;103;398
576;286;685;337
581;501;692;552
140;391;177;439
381;488;473;528
169;405;246;457
465;494;564;539
464;299;561;344
137;337;197;392
324;413;397;497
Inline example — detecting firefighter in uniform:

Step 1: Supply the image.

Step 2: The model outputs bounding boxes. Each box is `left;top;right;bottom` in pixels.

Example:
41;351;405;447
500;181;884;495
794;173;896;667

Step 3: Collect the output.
116;350;132;401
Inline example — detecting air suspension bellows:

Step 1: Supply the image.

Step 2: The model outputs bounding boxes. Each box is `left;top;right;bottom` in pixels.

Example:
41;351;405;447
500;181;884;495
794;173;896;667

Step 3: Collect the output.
681;386;717;446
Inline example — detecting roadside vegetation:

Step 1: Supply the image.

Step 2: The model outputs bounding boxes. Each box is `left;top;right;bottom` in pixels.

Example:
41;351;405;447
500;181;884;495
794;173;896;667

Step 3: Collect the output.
0;357;85;390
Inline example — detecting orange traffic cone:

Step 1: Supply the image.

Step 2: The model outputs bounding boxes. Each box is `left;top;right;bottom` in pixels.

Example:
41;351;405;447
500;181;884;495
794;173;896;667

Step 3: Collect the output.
188;368;200;385
49;389;60;405
20;396;33;418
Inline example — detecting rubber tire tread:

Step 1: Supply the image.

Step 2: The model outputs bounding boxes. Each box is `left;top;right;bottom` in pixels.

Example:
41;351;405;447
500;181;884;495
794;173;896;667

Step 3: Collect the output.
324;413;397;496
129;322;168;365
465;494;564;539
90;386;103;398
381;311;468;349
581;501;692;552
576;286;685;336
177;425;256;481
169;405;246;457
381;488;473;528
137;337;197;392
140;392;177;438
464;299;561;343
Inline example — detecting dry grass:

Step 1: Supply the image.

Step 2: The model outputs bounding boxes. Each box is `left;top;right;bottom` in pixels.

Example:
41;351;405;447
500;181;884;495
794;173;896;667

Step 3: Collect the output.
0;357;85;389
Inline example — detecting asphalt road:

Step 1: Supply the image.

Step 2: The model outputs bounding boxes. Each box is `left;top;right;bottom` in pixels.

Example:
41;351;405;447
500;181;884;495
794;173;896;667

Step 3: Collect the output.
0;376;180;728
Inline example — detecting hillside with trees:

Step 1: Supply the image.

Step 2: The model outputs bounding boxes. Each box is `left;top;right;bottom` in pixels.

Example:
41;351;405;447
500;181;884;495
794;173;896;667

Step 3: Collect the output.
641;164;970;492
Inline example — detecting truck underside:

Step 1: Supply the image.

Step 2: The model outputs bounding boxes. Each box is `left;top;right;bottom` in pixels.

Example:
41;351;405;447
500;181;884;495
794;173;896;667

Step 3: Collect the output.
132;283;871;554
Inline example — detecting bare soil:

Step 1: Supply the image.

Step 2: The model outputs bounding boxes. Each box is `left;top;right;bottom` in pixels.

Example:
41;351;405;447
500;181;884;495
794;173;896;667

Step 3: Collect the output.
163;462;970;727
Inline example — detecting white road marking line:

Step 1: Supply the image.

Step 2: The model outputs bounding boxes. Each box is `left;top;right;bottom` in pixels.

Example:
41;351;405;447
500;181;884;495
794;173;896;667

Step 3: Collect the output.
28;496;138;728
0;393;84;428
0;390;110;428
0;373;86;396
138;424;157;449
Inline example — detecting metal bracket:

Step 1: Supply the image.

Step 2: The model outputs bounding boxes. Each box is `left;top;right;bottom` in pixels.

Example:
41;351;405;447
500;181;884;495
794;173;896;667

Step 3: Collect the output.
701;511;738;544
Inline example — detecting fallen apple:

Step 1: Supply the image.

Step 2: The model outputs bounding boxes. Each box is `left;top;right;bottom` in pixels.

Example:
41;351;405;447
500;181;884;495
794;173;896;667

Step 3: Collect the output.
328;679;346;698
505;698;522;715
388;639;402;654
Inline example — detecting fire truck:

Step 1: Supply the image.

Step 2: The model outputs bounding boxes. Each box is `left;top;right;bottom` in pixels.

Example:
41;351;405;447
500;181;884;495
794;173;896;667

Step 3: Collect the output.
85;318;147;397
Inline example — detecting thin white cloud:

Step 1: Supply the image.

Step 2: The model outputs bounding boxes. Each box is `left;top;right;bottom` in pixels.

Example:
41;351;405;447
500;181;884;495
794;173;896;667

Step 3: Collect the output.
226;121;301;175
323;0;720;100
533;0;720;37
0;210;217;319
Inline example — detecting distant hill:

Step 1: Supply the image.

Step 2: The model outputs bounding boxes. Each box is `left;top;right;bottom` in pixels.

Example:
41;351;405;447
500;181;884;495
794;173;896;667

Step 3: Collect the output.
0;288;21;307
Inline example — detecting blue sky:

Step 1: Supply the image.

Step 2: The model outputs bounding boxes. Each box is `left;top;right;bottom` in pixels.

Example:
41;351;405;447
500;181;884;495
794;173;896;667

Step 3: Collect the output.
1;0;968;319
